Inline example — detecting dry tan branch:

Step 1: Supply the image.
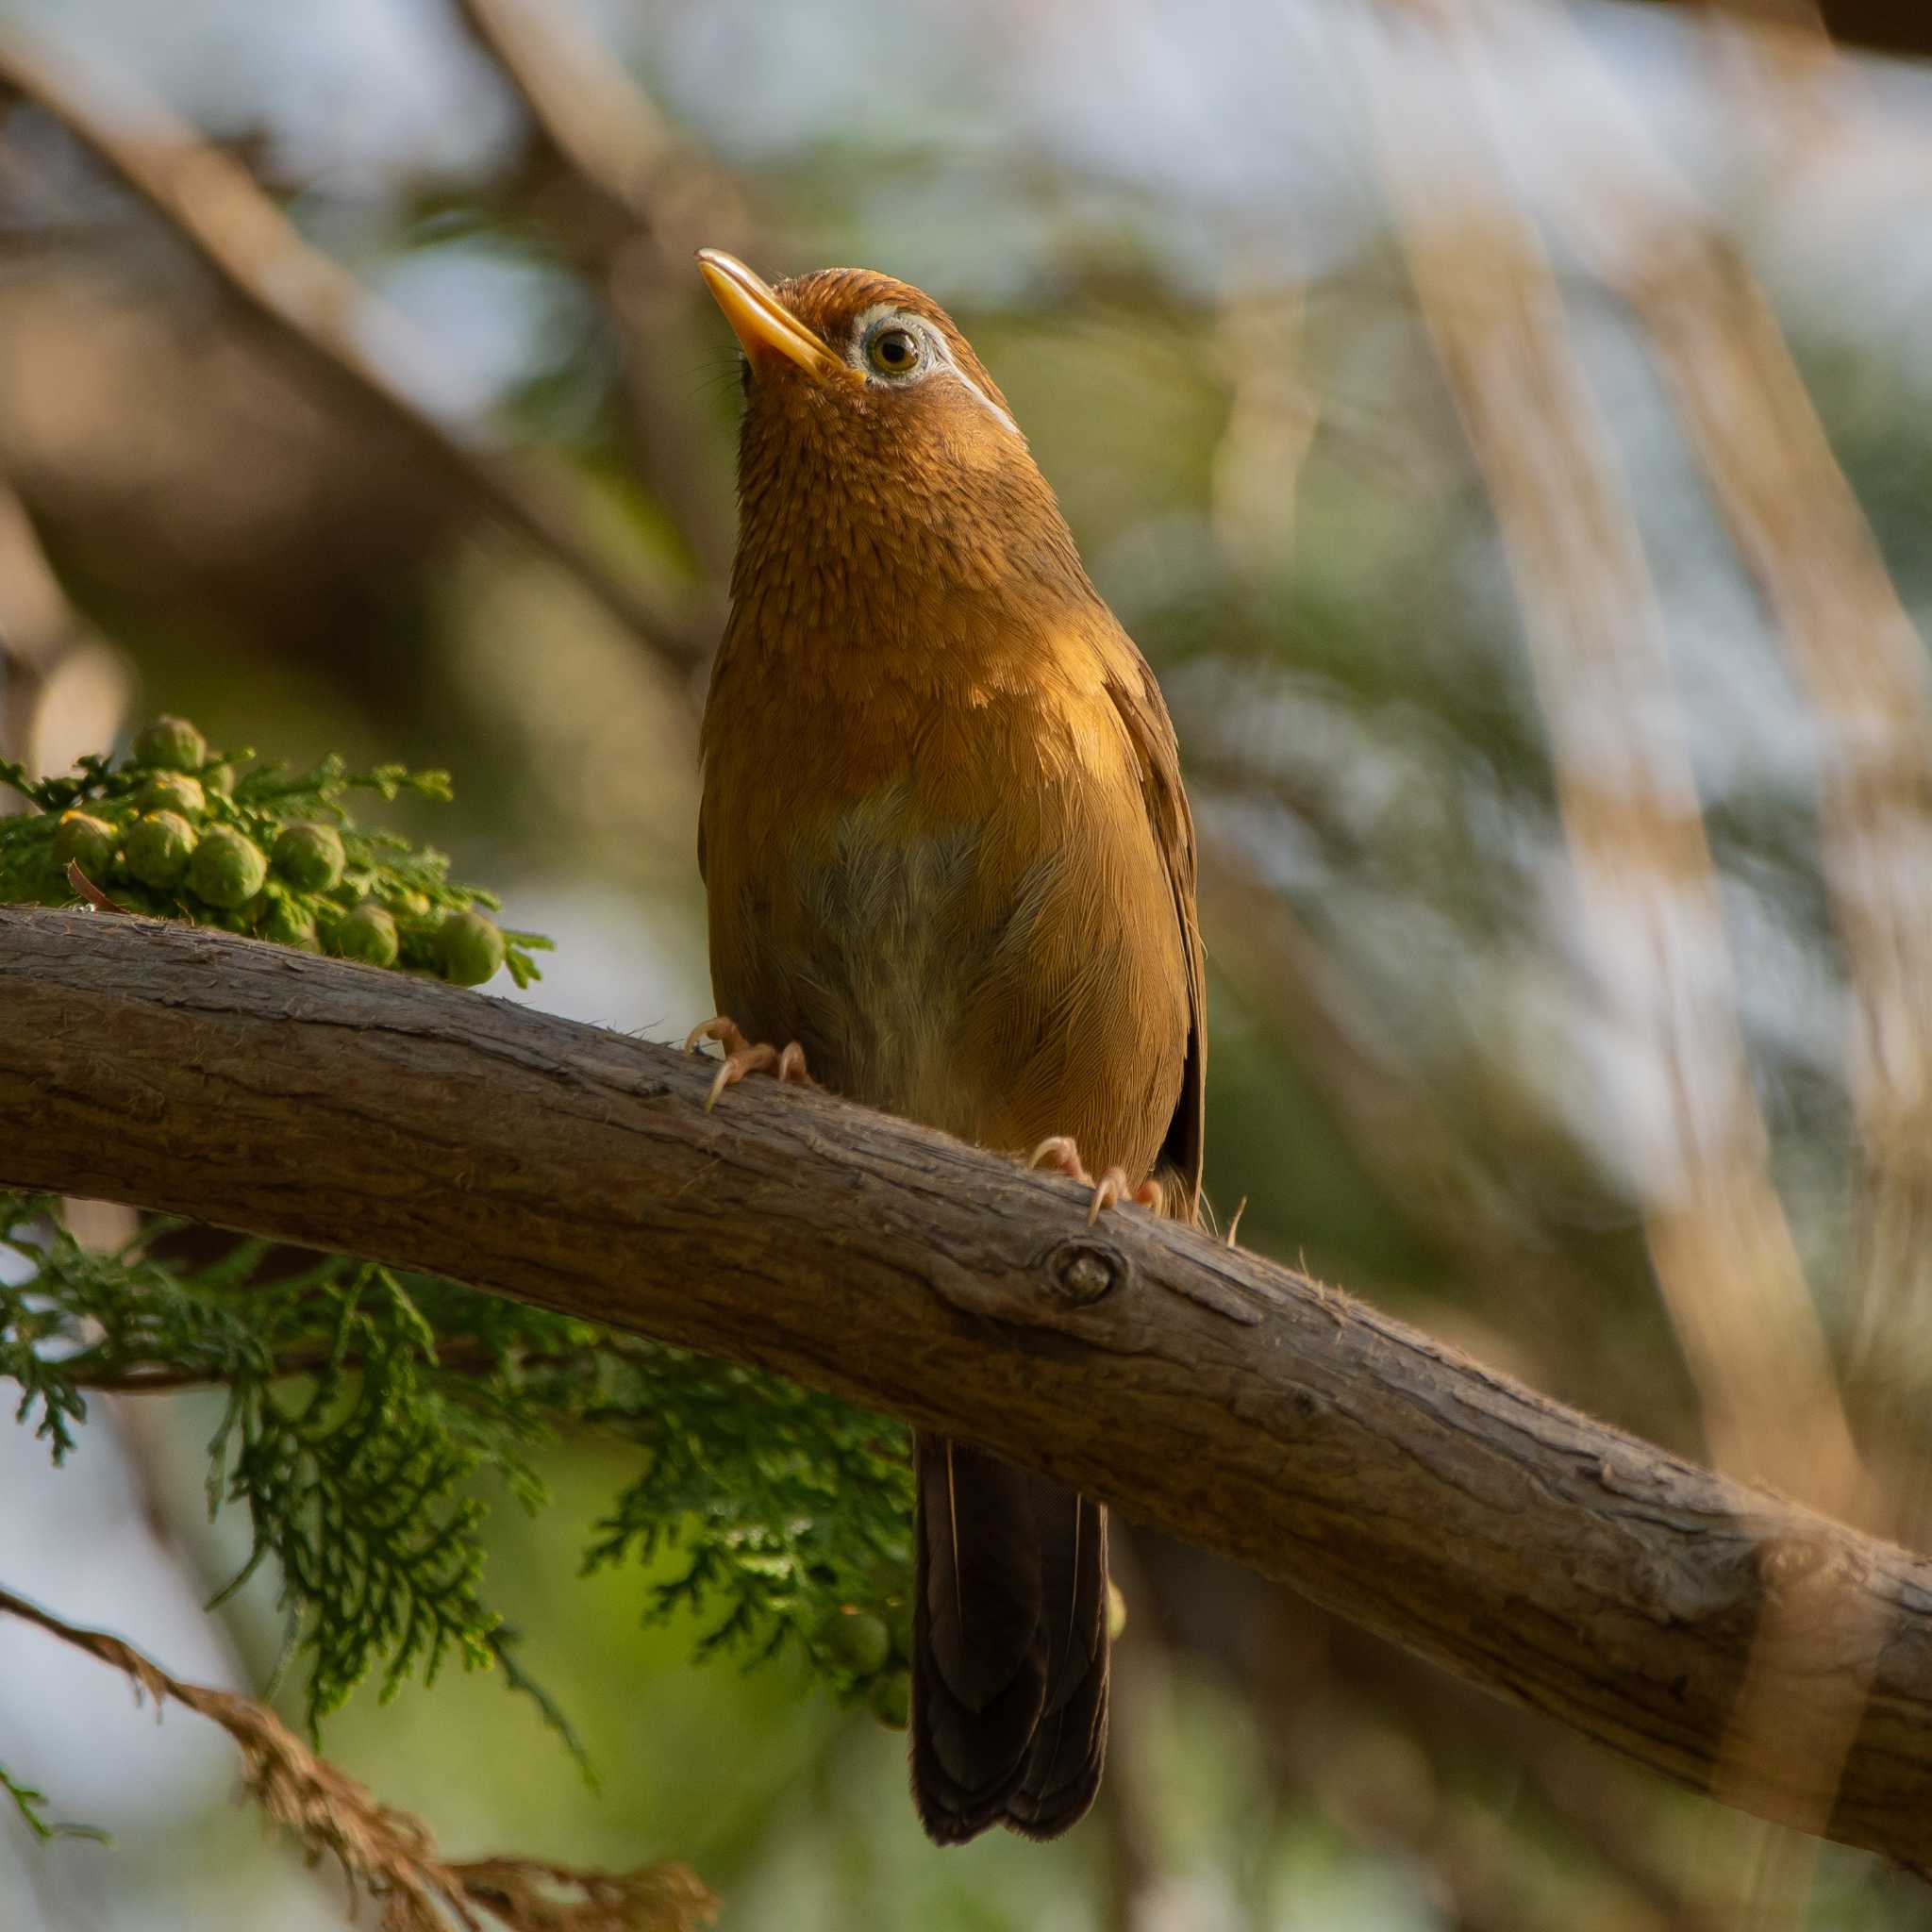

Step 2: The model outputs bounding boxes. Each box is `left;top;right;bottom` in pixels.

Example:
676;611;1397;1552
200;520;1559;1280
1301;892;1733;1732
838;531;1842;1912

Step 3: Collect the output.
7;906;1932;1872
0;26;703;674
1563;67;1932;1539
450;0;682;237
1367;13;1876;1890
1369;7;1930;1901
0;1583;716;1931
1370;8;1857;1513
1634;0;1927;61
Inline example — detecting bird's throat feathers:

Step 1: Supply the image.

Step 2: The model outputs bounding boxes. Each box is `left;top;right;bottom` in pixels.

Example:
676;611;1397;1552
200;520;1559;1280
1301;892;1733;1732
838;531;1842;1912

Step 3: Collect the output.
726;372;1097;680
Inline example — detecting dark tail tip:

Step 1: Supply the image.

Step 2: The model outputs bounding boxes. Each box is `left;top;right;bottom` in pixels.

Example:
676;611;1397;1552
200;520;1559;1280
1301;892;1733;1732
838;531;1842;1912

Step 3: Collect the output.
909;1433;1109;1844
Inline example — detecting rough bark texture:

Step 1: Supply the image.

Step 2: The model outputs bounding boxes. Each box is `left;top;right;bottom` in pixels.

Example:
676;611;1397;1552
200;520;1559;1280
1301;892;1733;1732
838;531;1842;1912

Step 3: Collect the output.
4;905;1932;1869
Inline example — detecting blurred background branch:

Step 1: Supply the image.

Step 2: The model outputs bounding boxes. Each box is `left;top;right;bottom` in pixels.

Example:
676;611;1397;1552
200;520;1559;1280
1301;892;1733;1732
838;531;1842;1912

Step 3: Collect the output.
0;26;702;675
1640;0;1930;60
1372;0;1858;1510
447;0;749;590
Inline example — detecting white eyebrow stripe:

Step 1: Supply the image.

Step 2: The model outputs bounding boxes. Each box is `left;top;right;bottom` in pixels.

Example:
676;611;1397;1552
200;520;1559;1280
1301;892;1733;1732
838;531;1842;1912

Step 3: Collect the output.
934;341;1020;437
848;302;1020;439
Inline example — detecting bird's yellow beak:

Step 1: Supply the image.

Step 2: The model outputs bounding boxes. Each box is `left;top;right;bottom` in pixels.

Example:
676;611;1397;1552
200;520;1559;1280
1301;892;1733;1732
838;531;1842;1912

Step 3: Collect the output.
696;248;850;384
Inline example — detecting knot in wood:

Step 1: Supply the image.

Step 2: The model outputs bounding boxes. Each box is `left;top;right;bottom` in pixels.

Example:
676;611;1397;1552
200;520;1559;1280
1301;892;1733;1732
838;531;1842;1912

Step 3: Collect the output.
1047;1238;1124;1306
1756;1536;1836;1595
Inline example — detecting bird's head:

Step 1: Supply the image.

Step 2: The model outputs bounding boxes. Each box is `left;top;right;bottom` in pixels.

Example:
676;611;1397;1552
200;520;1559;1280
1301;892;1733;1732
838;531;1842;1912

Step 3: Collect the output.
697;249;1086;622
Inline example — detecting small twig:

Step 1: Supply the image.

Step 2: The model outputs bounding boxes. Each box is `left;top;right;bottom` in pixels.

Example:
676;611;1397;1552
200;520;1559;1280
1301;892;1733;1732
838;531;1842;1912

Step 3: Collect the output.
0;1583;716;1930
64;859;129;913
0;26;705;675
1222;1196;1246;1249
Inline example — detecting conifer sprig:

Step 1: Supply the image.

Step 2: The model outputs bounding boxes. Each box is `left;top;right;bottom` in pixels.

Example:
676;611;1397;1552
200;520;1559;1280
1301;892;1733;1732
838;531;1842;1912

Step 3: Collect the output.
1;718;914;1764
0;716;549;989
2;1195;916;1734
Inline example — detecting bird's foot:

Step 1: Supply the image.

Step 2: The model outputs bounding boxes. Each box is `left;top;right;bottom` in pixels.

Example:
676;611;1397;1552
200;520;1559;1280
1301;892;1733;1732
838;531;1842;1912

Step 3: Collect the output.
684;1016;813;1113
1027;1136;1163;1225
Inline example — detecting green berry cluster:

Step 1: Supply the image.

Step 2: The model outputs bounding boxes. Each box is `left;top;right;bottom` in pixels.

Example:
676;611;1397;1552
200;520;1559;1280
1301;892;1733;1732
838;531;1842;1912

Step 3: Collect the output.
2;716;548;991
807;1581;913;1728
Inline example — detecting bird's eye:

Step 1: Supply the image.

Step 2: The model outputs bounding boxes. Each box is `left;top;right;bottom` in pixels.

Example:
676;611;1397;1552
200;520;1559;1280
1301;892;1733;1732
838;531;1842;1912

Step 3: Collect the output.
866;325;922;377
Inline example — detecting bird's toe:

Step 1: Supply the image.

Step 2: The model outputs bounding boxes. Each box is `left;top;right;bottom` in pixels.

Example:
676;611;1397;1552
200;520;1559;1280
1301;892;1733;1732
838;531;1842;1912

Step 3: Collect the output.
687;1017;812;1111
1028;1135;1091;1184
684;1014;751;1058
1031;1140;1162;1223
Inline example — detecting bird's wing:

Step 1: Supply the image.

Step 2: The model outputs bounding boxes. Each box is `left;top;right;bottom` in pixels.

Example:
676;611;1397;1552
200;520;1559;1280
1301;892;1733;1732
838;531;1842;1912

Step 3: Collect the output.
1102;635;1206;1216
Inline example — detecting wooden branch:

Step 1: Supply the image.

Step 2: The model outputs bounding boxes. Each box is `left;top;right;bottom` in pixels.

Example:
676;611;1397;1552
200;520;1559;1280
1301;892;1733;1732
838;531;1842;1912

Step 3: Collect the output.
0;26;704;673
5;905;1932;1872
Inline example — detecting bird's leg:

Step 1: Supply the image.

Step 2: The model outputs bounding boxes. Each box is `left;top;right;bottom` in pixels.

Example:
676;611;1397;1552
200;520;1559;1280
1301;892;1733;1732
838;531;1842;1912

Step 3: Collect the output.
1027;1136;1163;1225
683;1015;813;1113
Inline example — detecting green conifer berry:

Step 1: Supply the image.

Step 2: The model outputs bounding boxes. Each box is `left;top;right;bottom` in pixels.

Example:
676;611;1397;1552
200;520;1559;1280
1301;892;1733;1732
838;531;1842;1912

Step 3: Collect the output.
330;903;399;968
130;715;207;772
436;908;506;987
52;811;116;881
203;762;236;797
868;1670;910;1729
260;897;321;952
811;1608;892;1675
188;826;268;908
138;772;206;820
272;822;346;892
123;810;197;889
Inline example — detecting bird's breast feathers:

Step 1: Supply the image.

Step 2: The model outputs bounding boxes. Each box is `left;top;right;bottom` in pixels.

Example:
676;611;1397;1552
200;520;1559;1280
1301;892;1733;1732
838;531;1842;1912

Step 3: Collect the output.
701;641;1189;1165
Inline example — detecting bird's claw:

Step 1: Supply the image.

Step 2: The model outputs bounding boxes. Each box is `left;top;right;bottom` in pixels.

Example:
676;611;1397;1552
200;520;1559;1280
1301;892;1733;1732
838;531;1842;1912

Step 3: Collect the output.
684;1016;813;1112
1028;1135;1090;1183
1027;1137;1163;1224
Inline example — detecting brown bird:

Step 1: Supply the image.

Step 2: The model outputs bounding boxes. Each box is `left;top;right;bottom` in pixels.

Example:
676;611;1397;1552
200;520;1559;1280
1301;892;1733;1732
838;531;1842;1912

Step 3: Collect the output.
691;248;1204;1845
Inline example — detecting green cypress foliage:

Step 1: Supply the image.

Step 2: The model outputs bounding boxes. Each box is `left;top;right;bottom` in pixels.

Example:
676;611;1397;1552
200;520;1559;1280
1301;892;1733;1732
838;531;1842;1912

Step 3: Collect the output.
2;720;916;1788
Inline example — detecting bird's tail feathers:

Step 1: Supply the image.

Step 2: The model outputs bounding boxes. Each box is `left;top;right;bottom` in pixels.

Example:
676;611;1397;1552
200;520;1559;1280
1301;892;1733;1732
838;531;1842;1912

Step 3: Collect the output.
909;1435;1108;1844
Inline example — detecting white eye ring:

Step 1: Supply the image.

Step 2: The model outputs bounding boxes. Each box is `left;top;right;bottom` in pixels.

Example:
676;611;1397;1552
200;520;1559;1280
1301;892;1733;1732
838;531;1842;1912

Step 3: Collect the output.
862;318;925;379
847;301;1020;436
